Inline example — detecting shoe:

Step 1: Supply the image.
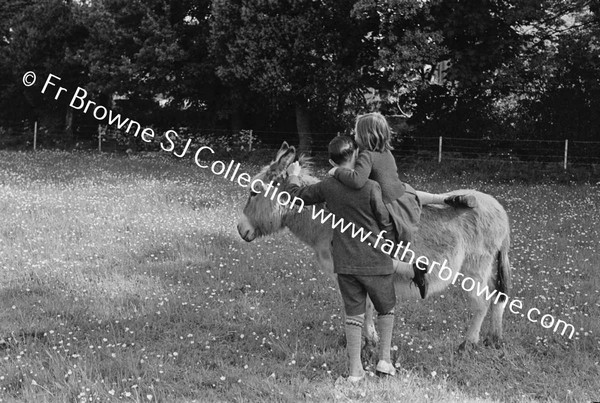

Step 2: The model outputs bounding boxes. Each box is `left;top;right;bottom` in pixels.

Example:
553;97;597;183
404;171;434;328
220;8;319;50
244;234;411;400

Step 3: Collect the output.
444;194;477;208
412;262;428;299
375;360;396;377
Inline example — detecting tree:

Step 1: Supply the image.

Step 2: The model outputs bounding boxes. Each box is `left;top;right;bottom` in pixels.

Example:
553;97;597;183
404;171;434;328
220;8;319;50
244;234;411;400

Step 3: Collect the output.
516;1;600;141
77;0;233;133
75;0;184;118
0;0;89;143
352;0;538;139
210;0;377;153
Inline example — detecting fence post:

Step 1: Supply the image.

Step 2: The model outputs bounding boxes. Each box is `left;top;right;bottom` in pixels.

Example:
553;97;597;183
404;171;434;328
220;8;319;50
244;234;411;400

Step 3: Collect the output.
248;129;253;152
564;139;568;170
33;121;38;151
438;136;443;163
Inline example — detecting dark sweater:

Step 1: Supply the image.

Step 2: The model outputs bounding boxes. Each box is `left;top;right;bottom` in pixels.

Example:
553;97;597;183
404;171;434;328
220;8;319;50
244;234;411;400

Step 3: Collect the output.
285;175;395;275
334;149;405;203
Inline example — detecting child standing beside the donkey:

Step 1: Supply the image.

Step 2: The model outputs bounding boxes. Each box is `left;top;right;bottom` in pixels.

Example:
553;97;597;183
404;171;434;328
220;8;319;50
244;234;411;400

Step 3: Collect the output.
285;136;400;381
329;112;476;299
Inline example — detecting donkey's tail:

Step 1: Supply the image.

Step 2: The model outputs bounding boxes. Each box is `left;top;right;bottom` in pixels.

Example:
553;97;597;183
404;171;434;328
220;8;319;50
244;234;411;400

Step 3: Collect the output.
496;235;511;302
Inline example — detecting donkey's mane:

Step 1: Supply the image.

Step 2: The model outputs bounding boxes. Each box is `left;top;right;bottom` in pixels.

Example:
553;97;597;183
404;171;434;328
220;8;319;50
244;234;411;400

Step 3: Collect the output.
296;154;314;177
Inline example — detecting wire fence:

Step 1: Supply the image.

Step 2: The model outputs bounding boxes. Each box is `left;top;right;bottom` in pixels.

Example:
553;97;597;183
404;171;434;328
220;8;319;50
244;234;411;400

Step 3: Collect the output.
257;132;600;167
2;121;600;169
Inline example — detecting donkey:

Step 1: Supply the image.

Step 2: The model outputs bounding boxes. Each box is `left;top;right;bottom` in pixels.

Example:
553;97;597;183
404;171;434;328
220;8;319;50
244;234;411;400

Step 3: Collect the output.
237;142;512;350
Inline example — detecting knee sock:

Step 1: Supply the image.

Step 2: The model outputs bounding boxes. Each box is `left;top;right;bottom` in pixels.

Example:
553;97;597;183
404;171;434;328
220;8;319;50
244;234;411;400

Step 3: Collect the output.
345;314;365;376
377;310;395;363
416;191;446;205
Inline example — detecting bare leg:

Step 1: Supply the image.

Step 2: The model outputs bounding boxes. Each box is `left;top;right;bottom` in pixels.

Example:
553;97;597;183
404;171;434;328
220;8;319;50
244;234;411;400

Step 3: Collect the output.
393;259;427;299
416;191;446;205
417;190;477;208
393;259;414;278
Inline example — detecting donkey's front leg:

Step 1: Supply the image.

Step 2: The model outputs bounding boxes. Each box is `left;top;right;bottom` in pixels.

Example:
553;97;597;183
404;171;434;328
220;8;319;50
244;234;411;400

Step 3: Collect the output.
363;297;379;345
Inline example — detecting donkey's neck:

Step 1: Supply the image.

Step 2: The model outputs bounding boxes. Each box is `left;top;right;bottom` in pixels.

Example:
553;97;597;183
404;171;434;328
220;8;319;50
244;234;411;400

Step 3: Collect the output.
281;174;332;249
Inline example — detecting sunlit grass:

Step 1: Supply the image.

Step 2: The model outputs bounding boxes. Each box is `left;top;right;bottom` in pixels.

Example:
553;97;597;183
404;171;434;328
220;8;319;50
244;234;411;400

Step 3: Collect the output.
0;150;598;402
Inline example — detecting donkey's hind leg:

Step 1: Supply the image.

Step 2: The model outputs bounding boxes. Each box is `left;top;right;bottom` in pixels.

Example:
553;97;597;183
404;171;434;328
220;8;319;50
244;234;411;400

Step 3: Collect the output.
459;291;490;351
459;256;494;350
484;296;507;348
360;297;379;367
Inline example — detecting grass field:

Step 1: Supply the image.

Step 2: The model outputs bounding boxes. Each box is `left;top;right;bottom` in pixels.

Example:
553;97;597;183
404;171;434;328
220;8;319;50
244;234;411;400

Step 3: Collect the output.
0;149;598;402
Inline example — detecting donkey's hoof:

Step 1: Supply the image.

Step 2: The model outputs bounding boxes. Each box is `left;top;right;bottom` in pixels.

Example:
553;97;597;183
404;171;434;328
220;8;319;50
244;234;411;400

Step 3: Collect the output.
456;340;478;354
483;335;504;349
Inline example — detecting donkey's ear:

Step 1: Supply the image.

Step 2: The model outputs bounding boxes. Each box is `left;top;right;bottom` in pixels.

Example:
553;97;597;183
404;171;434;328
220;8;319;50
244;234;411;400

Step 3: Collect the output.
275;141;290;162
278;146;296;168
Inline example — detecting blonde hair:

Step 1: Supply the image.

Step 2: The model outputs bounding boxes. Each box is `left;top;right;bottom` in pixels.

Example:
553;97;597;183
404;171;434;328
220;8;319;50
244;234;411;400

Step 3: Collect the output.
354;112;393;152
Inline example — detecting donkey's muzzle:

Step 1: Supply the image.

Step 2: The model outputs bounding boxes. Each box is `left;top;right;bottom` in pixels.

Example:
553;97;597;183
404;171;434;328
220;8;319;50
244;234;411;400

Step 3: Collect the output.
237;215;256;242
238;226;255;242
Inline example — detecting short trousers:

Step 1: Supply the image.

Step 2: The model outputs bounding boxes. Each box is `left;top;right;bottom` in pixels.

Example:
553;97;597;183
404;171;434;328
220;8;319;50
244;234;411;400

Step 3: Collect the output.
337;273;396;316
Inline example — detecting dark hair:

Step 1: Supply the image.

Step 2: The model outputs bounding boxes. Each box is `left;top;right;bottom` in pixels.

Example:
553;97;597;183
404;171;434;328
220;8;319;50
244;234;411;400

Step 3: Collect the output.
328;135;357;165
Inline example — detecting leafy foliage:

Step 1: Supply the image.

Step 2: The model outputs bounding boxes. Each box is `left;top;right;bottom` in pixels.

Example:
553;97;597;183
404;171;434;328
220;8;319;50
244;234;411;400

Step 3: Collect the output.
0;0;599;151
0;0;88;126
210;0;377;137
517;2;600;140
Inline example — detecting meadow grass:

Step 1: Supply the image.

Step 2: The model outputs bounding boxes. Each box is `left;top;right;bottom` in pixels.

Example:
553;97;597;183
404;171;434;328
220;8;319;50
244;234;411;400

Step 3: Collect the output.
0;150;598;402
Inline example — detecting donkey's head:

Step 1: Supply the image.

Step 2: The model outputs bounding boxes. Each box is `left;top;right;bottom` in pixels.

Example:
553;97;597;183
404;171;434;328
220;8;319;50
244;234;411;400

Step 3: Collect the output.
237;141;306;242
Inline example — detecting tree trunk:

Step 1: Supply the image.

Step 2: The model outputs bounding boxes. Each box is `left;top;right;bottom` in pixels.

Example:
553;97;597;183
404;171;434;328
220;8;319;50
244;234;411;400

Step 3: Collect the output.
295;104;312;154
65;108;74;143
230;106;244;132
